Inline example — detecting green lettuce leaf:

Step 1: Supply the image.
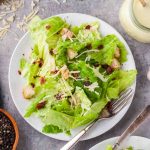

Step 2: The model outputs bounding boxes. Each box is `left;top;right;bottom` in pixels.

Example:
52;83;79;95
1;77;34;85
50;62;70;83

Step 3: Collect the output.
76;22;101;44
107;70;137;99
72;112;97;128
72;98;108;128
42;124;63;134
29;16;66;44
52;99;75;116
105;145;133;150
106;145;113;150
73;80;102;103
74;86;92;111
24;92;47;117
40;109;74;131
28;16;66;71
69;61;97;83
19;58;39;84
55;46;68;67
89;34;127;65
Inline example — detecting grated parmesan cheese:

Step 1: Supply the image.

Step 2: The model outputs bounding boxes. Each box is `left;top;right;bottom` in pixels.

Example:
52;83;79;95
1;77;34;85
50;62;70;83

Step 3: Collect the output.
31;1;36;10
61;78;77;106
0;0;24;40
92;67;108;82
0;0;68;40
2;19;8;26
84;82;99;92
16;7;39;32
75;49;99;58
7;15;15;23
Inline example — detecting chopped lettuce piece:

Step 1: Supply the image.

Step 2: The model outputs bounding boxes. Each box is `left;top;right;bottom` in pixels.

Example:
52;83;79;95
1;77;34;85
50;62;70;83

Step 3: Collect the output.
107;70;137;99
40;109;74;132
42;124;63;134
51;99;75;116
88;98;108;114
106;145;113;150
126;146;133;150
29;16;66;44
77;22;101;44
72;98;108;128
74;86;92;111
19;58;39;84
29;16;66;56
89;35;127;65
73;80;102;103
72;112;97;128
55;46;68;67
69;61;97;83
105;145;134;150
24;92;47;117
20;58;27;70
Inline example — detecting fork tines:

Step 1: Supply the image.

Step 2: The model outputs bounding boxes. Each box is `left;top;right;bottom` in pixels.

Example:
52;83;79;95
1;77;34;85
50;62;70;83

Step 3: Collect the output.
112;89;133;114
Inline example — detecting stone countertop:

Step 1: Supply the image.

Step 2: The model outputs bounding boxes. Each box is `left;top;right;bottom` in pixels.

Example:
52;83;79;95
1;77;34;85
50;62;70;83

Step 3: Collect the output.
0;0;150;150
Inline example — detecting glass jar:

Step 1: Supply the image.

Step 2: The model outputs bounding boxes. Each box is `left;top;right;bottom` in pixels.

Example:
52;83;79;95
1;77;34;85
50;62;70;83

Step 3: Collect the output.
119;0;150;43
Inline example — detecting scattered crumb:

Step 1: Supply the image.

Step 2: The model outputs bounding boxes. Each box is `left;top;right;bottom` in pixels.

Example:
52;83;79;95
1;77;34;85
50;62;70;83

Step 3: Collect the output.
2;19;8;26
0;0;68;40
0;0;24;40
17;7;39;32
31;1;36;10
7;15;15;23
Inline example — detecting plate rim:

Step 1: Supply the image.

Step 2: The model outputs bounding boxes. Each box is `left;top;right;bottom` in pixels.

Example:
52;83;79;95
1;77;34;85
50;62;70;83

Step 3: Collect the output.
89;136;150;150
8;13;136;141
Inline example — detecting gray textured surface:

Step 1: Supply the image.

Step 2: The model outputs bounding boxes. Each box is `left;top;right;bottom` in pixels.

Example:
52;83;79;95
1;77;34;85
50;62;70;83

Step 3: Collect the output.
0;0;150;150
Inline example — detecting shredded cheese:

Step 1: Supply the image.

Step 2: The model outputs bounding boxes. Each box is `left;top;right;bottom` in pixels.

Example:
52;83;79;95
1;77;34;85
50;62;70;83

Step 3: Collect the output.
92;67;108;82
84;82;99;92
0;0;24;40
70;71;80;74
69;75;77;81
16;7;39;32
7;15;15;23
61;78;77;105
75;49;99;58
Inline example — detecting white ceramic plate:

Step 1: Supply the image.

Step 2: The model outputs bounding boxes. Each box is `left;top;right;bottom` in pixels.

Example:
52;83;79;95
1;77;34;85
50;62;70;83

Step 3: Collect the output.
90;136;150;150
9;13;136;141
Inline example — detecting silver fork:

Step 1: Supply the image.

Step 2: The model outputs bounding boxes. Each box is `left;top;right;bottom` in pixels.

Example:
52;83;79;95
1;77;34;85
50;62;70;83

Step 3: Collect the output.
60;89;133;150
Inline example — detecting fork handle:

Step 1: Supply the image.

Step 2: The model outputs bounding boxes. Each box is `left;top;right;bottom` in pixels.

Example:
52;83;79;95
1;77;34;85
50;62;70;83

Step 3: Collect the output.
113;105;150;150
60;119;98;150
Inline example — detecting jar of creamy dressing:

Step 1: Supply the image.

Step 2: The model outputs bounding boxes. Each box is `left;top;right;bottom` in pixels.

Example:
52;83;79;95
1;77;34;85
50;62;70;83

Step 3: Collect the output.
119;0;150;43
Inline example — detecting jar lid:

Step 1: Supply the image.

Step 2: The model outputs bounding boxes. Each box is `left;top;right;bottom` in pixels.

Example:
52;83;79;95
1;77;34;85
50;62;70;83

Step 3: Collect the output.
133;0;150;28
119;0;150;43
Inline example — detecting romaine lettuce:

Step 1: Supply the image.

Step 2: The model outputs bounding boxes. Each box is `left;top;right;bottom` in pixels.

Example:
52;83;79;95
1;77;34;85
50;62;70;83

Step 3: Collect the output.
89;35;127;65
106;70;137;99
19;16;137;135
